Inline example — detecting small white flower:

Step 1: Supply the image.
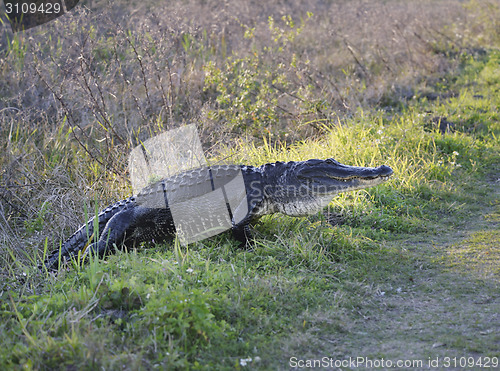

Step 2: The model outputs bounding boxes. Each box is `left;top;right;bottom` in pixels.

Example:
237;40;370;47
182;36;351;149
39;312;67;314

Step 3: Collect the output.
186;268;194;273
453;151;459;156
240;358;252;366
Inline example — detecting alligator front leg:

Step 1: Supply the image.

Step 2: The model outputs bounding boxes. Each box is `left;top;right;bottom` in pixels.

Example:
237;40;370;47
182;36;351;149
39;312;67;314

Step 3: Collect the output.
232;223;252;248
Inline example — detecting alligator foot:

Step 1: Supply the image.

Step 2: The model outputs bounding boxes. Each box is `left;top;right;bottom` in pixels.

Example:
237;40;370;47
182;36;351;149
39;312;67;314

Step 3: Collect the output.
232;223;253;248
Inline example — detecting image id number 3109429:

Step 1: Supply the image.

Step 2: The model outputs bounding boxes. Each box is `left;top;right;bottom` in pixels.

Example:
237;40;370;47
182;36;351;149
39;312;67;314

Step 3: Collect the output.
5;1;62;15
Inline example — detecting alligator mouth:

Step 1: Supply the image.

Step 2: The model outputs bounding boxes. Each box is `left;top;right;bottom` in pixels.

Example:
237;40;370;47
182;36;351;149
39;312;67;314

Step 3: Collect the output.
327;174;393;182
313;165;393;181
300;163;394;193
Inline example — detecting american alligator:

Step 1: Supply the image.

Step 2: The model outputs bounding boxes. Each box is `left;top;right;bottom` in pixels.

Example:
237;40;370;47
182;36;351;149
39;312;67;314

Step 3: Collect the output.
42;158;393;271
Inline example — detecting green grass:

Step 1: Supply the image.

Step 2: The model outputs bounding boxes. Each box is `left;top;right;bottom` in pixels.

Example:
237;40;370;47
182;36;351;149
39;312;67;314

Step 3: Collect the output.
1;1;500;369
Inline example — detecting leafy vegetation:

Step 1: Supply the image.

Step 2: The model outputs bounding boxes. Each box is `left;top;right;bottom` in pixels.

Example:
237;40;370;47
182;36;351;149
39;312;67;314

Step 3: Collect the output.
1;0;499;369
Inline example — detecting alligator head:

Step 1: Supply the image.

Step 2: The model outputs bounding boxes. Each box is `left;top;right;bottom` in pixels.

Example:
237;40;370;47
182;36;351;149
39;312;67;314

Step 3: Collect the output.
259;158;393;216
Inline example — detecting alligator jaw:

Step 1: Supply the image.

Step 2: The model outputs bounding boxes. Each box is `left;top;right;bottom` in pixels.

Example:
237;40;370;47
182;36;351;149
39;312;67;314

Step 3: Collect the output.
296;158;393;195
318;169;393;193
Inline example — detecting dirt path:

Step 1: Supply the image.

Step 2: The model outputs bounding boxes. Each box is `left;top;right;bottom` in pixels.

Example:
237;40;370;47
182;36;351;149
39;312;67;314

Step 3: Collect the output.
281;179;499;370
341;183;500;369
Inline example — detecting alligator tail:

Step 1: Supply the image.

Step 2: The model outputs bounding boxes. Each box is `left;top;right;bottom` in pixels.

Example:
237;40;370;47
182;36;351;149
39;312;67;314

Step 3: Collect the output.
41;218;97;271
41;198;133;271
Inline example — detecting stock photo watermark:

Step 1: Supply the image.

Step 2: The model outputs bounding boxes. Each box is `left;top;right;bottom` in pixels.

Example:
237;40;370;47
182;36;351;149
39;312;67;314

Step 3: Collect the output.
289;355;499;369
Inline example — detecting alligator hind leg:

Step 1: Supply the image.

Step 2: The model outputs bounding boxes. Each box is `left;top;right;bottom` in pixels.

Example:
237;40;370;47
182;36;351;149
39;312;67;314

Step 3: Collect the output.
85;208;136;258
